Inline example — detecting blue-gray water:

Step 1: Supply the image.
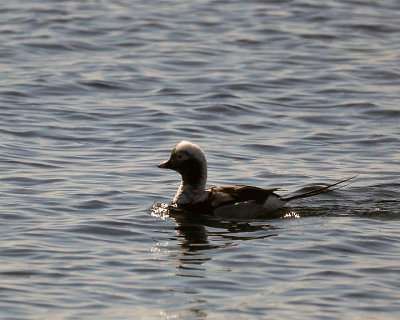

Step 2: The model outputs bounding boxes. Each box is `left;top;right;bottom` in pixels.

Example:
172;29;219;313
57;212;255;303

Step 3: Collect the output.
1;0;400;319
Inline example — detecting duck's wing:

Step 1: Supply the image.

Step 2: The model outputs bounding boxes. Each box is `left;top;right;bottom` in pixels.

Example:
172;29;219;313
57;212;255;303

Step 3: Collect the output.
208;185;282;206
206;185;286;219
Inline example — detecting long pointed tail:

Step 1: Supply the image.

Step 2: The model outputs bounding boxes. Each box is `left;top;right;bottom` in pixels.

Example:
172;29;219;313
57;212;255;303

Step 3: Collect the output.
282;175;358;202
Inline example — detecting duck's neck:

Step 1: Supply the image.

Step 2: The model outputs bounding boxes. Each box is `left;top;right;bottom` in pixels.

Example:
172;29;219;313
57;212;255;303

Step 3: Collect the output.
173;169;207;204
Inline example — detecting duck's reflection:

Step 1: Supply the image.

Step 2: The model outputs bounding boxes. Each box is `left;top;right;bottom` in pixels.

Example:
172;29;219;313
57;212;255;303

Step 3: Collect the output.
151;203;282;253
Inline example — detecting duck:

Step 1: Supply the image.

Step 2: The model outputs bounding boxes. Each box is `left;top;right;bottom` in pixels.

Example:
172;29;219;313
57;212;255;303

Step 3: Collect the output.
157;141;356;219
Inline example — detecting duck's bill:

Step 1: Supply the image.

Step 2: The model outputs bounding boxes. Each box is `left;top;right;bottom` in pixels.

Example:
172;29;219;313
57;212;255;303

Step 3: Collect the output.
157;160;171;169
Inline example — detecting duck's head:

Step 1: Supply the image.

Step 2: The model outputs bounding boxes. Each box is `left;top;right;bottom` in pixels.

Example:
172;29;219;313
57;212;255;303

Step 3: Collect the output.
158;141;207;186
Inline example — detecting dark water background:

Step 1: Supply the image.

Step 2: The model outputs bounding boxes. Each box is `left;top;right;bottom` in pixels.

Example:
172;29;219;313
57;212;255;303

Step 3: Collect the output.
1;0;399;319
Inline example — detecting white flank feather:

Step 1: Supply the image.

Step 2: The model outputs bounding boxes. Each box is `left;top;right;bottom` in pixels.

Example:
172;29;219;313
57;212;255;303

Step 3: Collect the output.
263;195;287;212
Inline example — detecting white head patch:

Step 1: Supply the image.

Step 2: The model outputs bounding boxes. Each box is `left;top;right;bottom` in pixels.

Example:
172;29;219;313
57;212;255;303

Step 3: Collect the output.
174;141;206;165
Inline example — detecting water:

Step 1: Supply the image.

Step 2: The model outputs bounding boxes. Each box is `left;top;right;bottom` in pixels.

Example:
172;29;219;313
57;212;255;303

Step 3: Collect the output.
1;0;399;319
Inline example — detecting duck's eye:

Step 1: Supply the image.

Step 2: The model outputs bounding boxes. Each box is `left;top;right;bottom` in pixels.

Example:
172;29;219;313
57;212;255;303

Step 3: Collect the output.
176;154;183;160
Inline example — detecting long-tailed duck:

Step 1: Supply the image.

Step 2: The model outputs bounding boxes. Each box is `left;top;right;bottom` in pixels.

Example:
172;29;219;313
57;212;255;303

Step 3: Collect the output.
158;141;356;218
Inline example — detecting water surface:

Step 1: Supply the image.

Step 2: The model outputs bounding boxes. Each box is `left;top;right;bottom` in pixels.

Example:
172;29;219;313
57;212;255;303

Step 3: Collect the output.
1;0;399;319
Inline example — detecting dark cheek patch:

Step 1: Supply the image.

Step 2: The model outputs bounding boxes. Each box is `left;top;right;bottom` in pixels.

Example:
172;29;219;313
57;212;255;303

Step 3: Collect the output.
181;159;202;186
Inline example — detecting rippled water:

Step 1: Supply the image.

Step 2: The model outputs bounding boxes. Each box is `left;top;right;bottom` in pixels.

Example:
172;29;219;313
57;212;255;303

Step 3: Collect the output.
1;0;399;319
